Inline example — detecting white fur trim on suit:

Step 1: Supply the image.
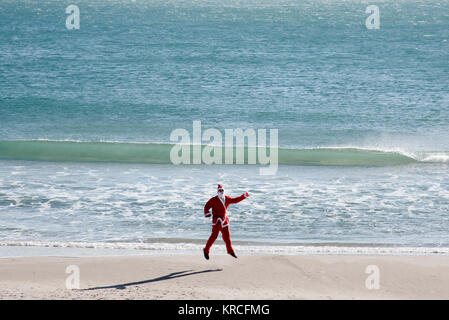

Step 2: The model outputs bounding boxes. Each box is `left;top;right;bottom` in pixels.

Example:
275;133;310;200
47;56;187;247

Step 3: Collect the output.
217;195;227;211
212;216;229;228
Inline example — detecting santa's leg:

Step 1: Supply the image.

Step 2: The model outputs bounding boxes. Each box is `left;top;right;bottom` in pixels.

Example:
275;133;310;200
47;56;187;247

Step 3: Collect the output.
204;224;220;254
221;226;235;254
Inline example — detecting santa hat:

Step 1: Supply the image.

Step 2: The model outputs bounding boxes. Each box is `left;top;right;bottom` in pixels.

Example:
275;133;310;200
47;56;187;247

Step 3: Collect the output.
217;184;224;191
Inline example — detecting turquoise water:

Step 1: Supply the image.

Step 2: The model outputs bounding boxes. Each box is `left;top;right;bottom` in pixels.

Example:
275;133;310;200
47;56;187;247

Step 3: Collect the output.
1;0;449;255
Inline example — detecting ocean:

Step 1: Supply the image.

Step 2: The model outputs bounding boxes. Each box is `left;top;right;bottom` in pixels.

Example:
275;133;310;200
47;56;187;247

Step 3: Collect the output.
1;0;449;256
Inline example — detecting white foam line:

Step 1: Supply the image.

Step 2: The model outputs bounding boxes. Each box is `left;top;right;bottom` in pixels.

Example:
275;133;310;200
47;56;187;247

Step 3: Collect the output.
1;241;448;256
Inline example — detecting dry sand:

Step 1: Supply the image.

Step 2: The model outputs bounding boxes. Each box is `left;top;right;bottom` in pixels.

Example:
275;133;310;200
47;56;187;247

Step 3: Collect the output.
1;254;449;300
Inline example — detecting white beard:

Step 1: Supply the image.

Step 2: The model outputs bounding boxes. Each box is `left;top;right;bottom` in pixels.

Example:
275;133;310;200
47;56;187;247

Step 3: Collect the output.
217;192;225;200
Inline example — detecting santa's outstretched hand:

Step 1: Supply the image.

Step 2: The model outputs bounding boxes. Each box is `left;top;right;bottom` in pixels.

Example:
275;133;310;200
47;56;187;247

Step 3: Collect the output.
244;192;250;198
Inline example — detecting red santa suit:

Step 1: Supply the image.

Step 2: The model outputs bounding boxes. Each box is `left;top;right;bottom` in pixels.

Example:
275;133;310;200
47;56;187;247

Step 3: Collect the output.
203;185;248;255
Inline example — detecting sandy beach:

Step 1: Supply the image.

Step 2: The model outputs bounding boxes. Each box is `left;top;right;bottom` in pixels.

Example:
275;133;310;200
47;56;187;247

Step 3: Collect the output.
1;254;449;300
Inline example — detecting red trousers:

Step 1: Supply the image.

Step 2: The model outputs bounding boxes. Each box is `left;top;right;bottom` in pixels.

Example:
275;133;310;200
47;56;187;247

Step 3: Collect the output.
204;222;234;254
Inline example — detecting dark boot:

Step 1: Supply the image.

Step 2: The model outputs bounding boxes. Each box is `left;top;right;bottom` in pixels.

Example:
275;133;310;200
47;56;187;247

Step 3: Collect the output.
228;252;237;259
203;249;209;260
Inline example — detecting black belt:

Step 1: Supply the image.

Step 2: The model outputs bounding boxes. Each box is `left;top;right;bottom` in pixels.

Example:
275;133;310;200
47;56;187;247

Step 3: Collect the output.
213;215;226;219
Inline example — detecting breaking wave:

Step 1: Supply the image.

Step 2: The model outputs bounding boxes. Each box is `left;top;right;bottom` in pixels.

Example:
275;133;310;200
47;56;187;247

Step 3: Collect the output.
1;140;448;166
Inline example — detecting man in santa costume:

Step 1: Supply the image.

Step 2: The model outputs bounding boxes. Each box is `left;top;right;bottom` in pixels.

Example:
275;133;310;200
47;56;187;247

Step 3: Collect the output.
203;184;249;260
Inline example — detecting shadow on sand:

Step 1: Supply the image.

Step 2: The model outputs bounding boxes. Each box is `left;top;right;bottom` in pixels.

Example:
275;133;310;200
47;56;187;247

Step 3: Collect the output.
82;269;223;291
